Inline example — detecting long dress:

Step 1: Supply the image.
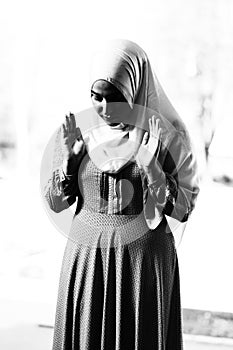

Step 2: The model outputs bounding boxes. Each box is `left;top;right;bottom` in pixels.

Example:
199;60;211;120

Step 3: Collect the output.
51;153;183;350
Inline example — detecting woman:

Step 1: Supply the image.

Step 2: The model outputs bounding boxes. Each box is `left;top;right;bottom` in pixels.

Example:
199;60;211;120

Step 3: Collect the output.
44;39;200;349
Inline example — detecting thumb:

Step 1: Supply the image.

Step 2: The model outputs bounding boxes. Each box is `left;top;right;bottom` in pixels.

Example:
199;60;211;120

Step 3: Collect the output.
142;131;149;146
72;139;84;155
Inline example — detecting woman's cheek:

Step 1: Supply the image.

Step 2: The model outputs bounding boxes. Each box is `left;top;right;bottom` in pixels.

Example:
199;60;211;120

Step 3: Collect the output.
92;101;100;115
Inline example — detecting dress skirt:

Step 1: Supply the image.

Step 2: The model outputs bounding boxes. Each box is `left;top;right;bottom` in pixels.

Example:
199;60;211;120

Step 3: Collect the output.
52;209;183;350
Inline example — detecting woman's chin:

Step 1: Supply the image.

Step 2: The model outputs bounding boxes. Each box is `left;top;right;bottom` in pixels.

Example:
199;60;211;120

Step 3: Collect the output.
108;122;120;126
102;118;120;126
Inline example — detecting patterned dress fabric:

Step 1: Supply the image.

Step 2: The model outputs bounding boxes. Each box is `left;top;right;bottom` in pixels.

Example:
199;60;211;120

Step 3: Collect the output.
51;155;183;350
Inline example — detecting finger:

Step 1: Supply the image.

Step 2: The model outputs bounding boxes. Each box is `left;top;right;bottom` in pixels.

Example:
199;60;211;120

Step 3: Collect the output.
156;119;160;133
151;116;155;134
76;126;84;141
68;114;73;133
150;115;158;134
153;118;161;137
61;123;67;137
158;127;162;138
69;112;76;132
153;116;159;134
73;140;84;155
65;115;70;133
149;116;155;136
149;118;152;135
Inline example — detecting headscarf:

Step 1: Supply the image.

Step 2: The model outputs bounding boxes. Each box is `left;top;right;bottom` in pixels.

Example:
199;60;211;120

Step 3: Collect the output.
82;39;188;173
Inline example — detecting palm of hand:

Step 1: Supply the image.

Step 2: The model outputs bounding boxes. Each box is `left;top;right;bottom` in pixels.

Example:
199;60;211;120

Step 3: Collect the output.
61;113;85;160
137;115;161;169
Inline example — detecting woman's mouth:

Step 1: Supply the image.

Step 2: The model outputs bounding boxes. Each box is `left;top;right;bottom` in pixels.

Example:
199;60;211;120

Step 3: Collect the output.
103;115;112;120
101;114;122;126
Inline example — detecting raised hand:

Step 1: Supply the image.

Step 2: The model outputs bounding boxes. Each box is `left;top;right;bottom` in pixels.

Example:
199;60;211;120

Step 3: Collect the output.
61;113;85;174
137;115;162;171
61;113;85;159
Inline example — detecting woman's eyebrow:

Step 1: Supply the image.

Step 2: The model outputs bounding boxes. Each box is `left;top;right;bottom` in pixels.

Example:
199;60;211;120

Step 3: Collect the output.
91;90;101;96
91;89;122;98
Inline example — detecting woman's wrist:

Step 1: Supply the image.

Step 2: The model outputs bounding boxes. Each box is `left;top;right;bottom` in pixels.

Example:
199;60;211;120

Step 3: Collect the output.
62;153;81;176
143;161;164;185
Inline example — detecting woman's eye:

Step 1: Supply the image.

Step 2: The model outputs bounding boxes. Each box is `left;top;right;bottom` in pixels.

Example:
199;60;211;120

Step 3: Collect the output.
91;94;102;102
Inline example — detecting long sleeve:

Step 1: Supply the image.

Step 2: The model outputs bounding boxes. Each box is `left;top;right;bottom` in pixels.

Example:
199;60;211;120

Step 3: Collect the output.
143;129;200;224
43;127;82;213
44;167;79;213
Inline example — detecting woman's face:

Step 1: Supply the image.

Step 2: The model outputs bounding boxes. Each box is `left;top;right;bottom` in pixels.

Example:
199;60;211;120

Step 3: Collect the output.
91;80;132;126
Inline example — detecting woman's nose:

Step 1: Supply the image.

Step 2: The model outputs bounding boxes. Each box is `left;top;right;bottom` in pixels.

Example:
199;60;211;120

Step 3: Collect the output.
102;98;112;116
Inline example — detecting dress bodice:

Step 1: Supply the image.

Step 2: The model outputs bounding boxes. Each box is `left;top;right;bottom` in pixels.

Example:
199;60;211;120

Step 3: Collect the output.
77;155;144;215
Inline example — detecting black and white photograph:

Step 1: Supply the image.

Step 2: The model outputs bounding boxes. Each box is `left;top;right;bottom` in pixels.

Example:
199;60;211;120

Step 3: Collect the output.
1;1;233;349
